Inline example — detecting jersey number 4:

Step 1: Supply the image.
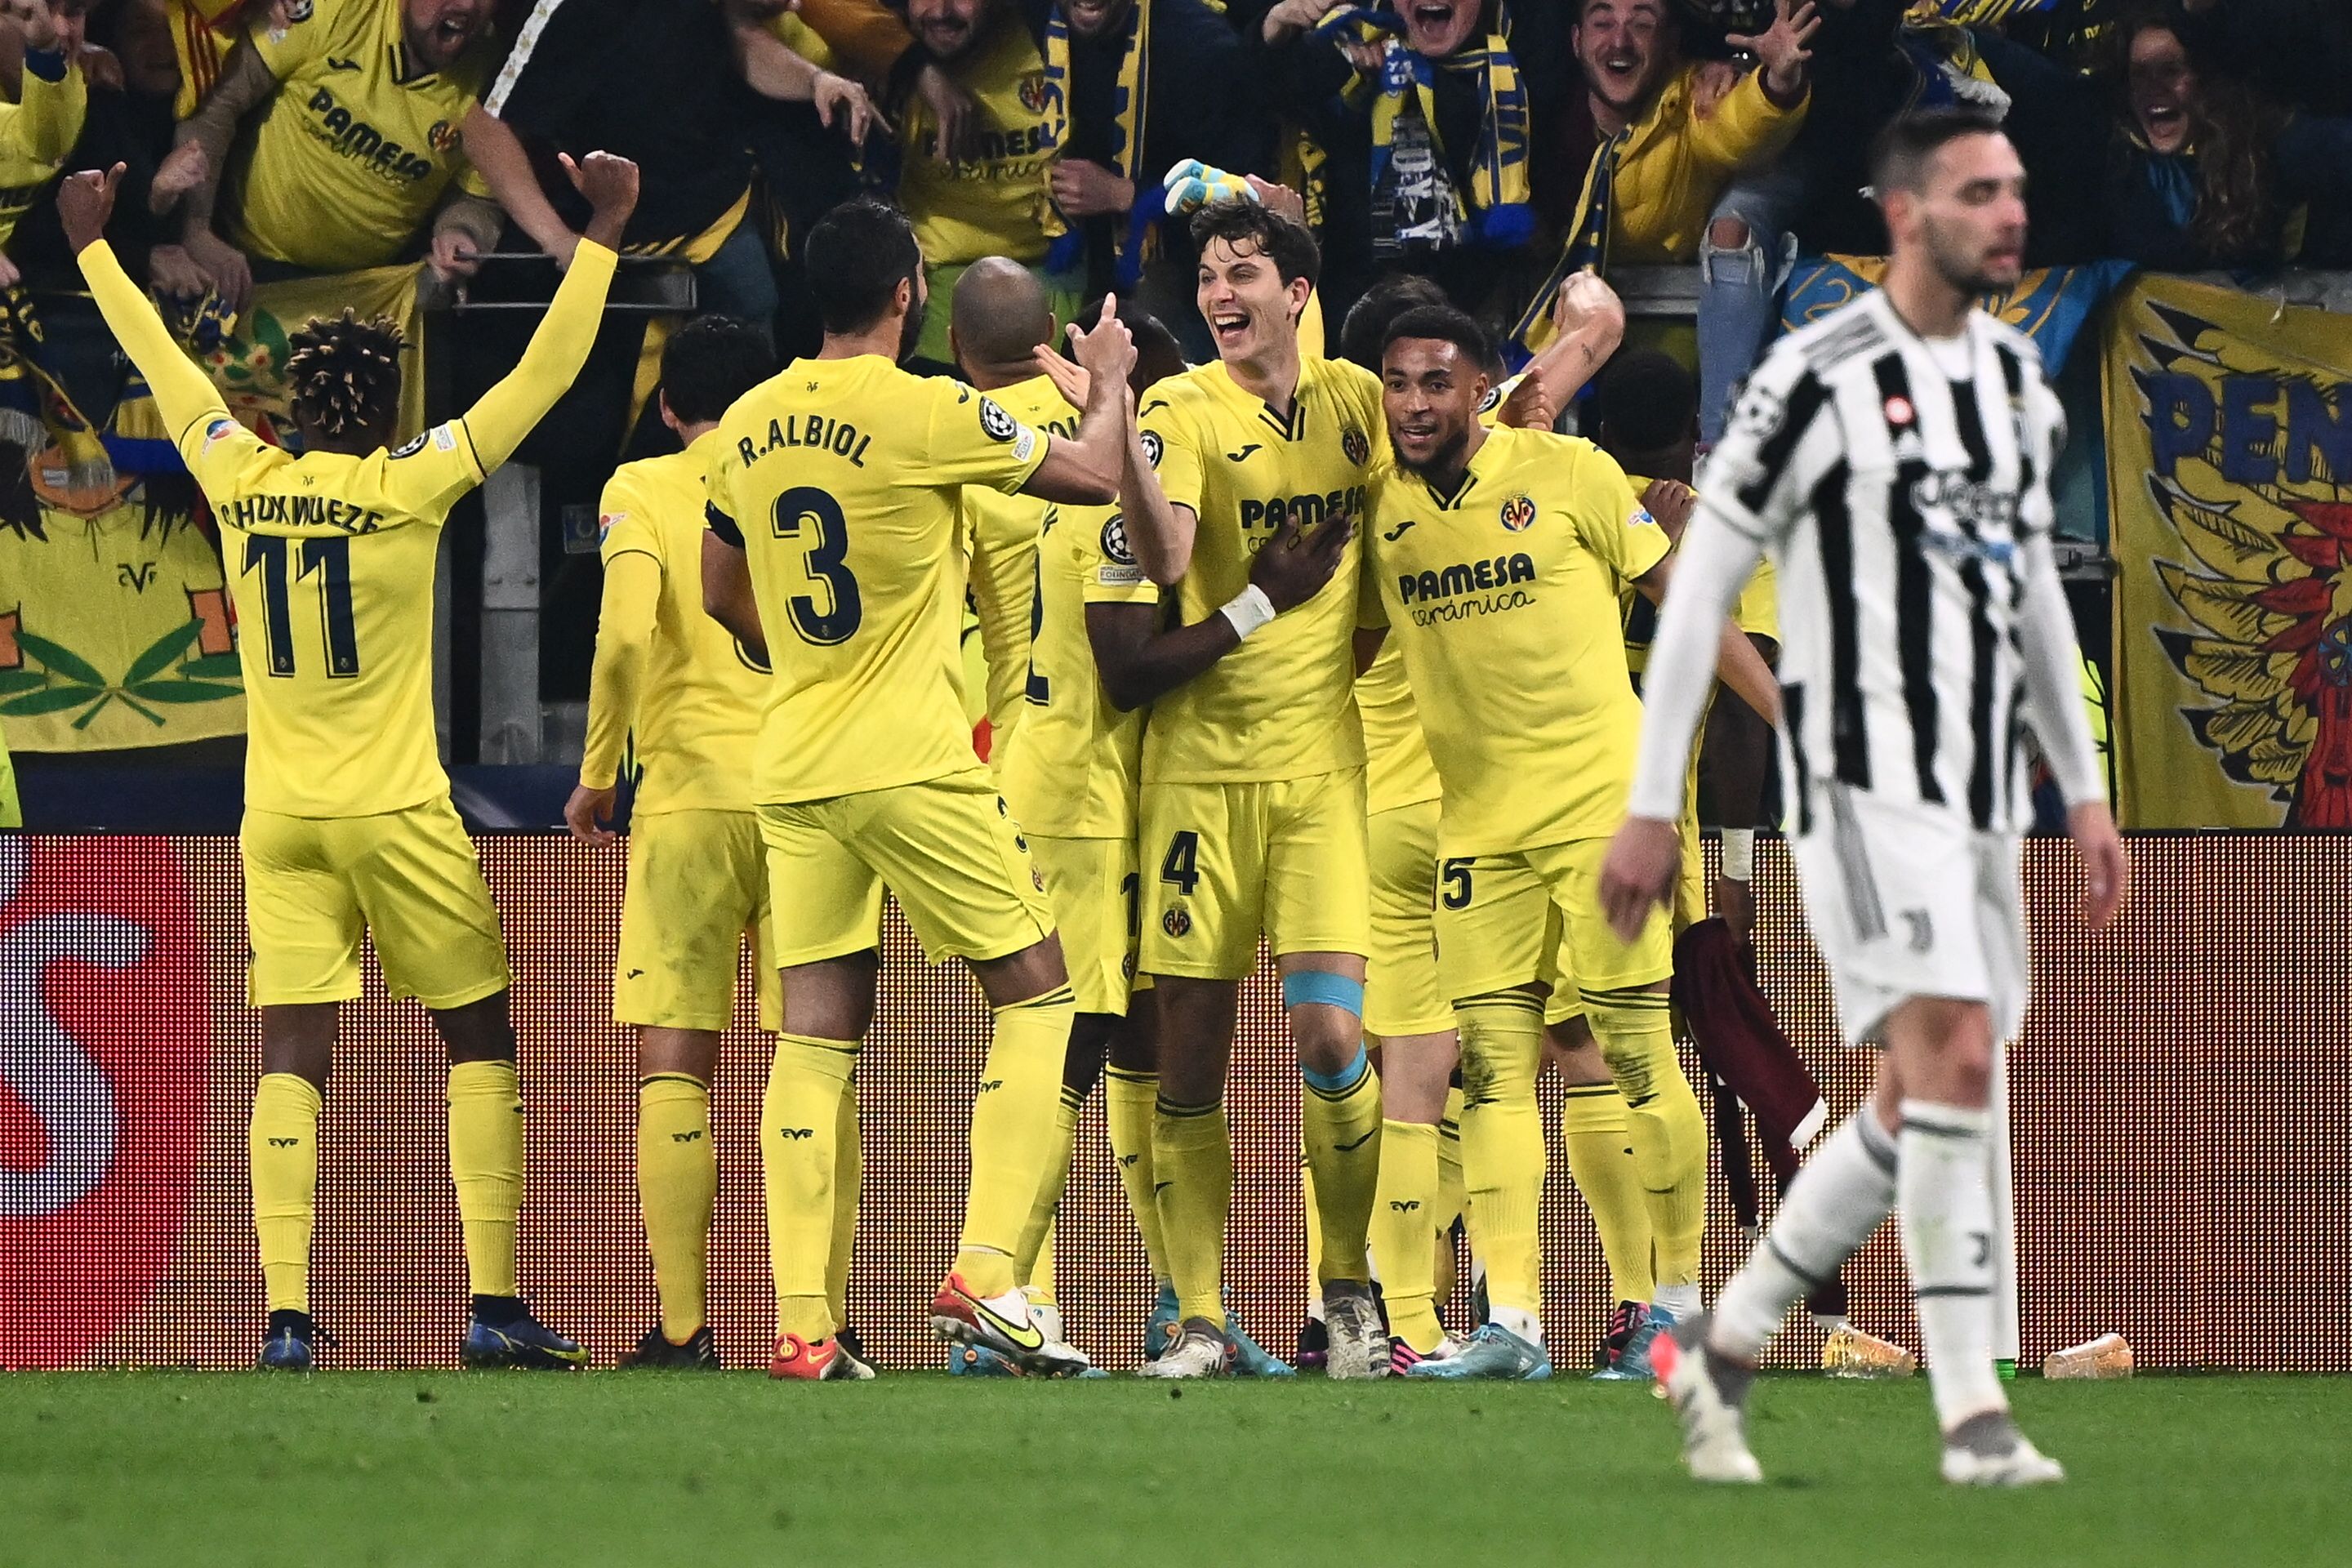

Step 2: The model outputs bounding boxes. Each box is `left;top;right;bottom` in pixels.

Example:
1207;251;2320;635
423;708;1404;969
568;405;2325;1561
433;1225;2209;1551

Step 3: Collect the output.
1160;830;1202;896
242;535;360;679
771;486;862;645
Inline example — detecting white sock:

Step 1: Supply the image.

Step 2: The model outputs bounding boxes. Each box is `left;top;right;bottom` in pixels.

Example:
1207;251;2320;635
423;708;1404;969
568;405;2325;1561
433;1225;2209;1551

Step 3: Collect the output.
1653;1282;1704;1320
1898;1099;2007;1433
1490;1305;1543;1345
1711;1109;1898;1361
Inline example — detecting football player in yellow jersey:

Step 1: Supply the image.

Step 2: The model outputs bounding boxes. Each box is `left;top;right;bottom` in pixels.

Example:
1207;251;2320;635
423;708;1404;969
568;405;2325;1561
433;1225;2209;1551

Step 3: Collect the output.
0;4;86;269
949;257;1080;764
1110;199;1390;1379
60;153;638;1371
562;317;867;1376
699;195;1138;1379
1361;305;1780;1381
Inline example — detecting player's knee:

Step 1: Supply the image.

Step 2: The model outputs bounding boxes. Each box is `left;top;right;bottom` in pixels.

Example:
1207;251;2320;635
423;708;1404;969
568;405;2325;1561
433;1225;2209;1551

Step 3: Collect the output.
782;952;879;1039
433;991;515;1064
1708;216;1753;252
1107;999;1158;1073
975;933;1070;1010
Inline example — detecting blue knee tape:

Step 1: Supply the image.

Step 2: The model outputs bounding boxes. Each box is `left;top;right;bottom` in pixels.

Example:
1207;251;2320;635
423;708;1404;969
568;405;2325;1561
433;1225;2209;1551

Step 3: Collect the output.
1301;1044;1369;1095
1281;970;1365;1016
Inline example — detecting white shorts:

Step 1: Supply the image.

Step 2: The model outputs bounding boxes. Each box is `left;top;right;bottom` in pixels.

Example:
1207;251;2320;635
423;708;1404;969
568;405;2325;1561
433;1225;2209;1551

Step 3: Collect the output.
1789;784;2026;1049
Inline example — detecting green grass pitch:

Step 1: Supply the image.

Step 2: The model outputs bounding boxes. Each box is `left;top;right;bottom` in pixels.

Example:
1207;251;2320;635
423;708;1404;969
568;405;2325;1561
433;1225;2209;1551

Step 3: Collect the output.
6;1374;2344;1566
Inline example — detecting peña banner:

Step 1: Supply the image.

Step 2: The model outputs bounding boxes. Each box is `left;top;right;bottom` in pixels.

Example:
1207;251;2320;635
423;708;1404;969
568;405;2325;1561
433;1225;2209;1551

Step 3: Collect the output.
2107;275;2352;829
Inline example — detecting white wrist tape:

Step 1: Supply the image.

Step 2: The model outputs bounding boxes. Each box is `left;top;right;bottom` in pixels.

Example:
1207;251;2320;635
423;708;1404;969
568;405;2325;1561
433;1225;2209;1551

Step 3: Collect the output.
1720;827;1755;882
1219;584;1276;640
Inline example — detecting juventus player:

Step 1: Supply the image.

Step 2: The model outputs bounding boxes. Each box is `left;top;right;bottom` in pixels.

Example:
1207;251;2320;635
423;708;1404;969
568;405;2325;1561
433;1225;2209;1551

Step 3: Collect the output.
1599;110;2126;1486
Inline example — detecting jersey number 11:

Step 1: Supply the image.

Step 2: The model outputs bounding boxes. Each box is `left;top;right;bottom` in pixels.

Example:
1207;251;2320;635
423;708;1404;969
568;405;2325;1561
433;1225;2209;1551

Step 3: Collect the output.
242;535;361;679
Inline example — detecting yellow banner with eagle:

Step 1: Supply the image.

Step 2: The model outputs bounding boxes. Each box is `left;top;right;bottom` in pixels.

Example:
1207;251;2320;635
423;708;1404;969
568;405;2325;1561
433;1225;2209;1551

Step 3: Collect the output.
2108;275;2352;829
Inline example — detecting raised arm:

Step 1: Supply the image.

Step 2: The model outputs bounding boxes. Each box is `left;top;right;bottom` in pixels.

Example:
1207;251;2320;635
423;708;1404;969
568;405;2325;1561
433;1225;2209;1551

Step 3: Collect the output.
457;153;638;474
461;105;581;267
1019;300;1136;506
61;167;233;448
173;33;280;311
9;8;87;167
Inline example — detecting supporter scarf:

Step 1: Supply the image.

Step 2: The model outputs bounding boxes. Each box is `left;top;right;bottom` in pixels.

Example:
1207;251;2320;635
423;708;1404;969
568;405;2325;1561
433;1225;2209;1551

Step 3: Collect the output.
1041;0;1156;288
1321;4;1532;251
1502;126;1625;368
0;289;116;493
1895;16;2011;114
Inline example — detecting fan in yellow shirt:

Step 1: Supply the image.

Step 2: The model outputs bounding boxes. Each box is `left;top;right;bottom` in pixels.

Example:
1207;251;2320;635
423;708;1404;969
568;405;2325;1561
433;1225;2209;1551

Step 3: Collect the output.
0;11;86;261
891;0;1080;366
62;151;636;1374
1361;304;1780;1380
699;194;1138;1380
175;0;501;295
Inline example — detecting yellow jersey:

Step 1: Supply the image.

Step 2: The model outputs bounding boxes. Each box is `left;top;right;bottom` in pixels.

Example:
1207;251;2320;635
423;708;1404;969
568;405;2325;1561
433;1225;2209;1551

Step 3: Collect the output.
1357;636;1439;816
703;356;1049;804
1619;477;1779;674
581;433;768;815
0;492;243;755
227;0;489;271
998;499;1157;840
78;236;617;818
896;12;1057;266
1363;425;1669;854
1138;354;1384;784
0;50;83;252
959;373;1077;757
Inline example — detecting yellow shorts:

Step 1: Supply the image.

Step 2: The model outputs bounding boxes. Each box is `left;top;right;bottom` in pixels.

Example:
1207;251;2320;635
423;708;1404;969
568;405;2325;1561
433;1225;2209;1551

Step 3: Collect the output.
760;768;1054;969
1366;798;1450;1039
1030;832;1139;1016
241;798;509;1009
617;808;778;1033
1540;814;1704;1027
1137;767;1370;980
1436;835;1672;1011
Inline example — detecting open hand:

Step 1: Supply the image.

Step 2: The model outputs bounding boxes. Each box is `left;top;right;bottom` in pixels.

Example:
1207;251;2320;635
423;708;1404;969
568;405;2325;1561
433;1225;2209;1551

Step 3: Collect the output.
1598;815;1681;944
2068;800;2127;932
1727;0;1820;102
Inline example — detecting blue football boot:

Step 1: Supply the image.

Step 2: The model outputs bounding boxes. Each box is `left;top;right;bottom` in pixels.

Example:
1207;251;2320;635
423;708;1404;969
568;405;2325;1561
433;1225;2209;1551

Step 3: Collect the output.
1404;1321;1552;1381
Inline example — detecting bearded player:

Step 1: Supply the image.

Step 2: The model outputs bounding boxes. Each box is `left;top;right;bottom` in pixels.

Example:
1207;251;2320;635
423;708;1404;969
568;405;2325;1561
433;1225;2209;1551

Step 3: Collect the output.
1361;304;1778;1381
701;196;1138;1379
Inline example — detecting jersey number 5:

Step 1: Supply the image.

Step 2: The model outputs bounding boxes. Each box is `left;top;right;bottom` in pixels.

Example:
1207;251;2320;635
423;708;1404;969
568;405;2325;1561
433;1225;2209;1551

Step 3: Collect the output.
242;535;360;679
771;486;862;645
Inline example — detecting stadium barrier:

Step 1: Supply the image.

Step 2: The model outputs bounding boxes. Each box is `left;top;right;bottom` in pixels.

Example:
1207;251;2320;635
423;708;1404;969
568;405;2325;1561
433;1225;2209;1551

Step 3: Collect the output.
3;832;2345;1373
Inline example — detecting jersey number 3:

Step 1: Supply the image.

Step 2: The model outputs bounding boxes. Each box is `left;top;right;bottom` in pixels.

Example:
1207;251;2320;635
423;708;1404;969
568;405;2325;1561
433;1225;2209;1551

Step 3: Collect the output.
242;535;360;679
771;486;862;645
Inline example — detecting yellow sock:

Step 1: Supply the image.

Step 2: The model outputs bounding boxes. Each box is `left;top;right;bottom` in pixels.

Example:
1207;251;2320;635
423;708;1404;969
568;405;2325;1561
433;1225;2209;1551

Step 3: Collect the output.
1589;993;1708;1293
1456;996;1546;1321
1016;1085;1081;1297
1563;1081;1656;1305
446;1061;523;1299
637;1073;715;1341
1434;1089;1466;1307
1370;1119;1442;1352
827;1069;860;1334
1301;1150;1323;1318
1301;1047;1381;1285
764;1033;856;1341
1104;1067;1167;1282
250;1073;321;1314
1152;1098;1230;1326
956;985;1075;1298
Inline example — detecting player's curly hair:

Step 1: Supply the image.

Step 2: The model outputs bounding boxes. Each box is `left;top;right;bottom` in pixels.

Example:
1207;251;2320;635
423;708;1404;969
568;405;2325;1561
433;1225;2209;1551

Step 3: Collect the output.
285;310;408;439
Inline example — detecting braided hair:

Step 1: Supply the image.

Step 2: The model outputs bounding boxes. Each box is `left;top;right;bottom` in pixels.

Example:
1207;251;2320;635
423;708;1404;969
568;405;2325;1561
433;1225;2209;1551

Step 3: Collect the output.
285;310;408;440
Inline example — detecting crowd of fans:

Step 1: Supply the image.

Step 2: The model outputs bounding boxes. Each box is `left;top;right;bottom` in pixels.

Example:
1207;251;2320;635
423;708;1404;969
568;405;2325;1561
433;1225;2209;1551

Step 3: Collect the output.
0;0;2348;784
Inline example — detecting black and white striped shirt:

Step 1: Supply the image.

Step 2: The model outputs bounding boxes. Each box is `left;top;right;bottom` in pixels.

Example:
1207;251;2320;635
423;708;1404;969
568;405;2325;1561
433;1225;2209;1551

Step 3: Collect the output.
1640;288;2093;835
